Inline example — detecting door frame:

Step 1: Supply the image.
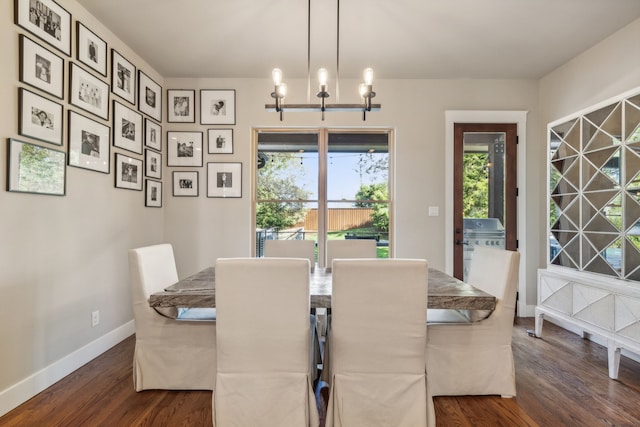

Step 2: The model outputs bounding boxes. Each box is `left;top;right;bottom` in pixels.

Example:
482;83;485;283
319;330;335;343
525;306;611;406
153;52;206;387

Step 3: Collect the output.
445;110;531;316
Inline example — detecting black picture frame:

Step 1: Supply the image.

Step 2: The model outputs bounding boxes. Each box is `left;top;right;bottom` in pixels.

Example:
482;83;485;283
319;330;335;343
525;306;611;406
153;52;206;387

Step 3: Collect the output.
19;34;64;99
207;128;233;154
68;110;110;174
207;162;242;198
172;171;199;197
69;62;109;120
15;0;72;56
18;87;63;146
138;70;162;121
167;89;195;123
144;118;161;151
200;89;236;125
167;131;203;167
76;21;107;76
7;138;66;196
145;179;162;207
112;100;143;154
111;49;136;105
145;148;162;179
114;152;143;191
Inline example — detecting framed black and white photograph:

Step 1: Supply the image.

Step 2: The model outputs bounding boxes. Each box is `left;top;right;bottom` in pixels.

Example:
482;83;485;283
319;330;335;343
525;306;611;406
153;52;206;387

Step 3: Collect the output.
19;34;64;99
167;131;203;167
76;21;107;76
145;149;162;179
138;70;162;121
68;110;110;174
145;179;162;207
207;162;241;198
167;89;195;123
15;0;72;56
19;87;63;146
111;49;135;105
115;153;142;191
69;62;109;120
200;89;235;125
173;171;198;197
112;100;142;154
144;118;161;151
7;138;66;196
207;128;233;154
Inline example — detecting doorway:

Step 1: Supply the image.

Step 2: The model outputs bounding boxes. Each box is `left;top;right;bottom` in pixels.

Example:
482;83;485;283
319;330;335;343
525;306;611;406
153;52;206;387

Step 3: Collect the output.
453;123;518;281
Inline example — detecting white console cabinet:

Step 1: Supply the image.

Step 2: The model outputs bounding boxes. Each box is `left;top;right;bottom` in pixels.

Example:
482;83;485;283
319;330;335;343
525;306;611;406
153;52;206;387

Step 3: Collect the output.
536;268;640;378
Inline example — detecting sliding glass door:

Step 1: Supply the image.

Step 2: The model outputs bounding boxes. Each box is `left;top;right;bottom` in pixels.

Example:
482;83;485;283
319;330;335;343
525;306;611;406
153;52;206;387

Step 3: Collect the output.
253;128;392;267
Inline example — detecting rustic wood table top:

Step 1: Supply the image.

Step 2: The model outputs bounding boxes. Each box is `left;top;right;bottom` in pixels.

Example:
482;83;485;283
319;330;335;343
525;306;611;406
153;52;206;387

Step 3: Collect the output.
149;266;496;318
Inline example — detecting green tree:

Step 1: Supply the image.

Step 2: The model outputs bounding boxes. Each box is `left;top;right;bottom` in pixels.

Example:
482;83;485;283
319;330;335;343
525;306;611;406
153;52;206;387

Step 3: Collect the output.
463;153;489;218
355;183;389;232
356;152;388;182
256;152;311;229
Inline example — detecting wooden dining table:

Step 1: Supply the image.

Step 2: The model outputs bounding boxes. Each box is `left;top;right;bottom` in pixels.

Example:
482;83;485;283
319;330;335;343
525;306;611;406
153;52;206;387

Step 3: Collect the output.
148;266;497;322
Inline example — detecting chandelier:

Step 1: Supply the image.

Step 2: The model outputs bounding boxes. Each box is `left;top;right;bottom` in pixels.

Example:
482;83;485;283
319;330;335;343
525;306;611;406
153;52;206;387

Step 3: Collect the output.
265;0;380;121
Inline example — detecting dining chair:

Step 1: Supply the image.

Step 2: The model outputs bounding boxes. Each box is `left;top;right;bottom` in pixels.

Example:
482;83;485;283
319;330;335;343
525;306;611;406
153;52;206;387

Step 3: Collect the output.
426;246;520;397
325;239;377;271
325;259;435;427
128;243;216;391
264;239;316;271
213;257;320;427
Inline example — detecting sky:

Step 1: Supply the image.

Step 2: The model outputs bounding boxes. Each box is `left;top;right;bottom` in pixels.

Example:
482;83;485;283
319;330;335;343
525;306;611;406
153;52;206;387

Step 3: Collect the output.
298;152;387;201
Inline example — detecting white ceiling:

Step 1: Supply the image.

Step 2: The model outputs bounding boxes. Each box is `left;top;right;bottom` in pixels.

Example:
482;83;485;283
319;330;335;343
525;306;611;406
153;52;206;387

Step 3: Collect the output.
76;0;640;80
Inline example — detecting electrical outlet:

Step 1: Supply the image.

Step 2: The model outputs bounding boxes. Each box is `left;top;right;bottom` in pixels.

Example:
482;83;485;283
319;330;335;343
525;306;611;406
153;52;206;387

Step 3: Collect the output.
91;310;100;327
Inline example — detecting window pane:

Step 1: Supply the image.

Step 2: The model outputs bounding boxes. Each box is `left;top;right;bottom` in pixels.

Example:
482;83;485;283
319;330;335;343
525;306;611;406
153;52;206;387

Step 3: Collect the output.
256;202;318;260
257;132;318;201
327;133;389;203
327;133;389;259
327;201;389;258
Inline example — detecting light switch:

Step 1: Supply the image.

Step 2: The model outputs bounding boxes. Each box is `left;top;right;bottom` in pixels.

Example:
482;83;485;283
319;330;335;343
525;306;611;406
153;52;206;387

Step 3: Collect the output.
428;206;439;217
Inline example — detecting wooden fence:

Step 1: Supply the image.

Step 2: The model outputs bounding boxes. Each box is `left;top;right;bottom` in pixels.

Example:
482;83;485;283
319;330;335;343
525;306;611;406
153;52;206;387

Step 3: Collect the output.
293;208;373;232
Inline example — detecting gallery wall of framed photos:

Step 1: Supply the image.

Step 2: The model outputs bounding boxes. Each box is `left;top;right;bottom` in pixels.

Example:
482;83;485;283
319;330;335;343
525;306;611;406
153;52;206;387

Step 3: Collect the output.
8;0;241;205
165;88;239;198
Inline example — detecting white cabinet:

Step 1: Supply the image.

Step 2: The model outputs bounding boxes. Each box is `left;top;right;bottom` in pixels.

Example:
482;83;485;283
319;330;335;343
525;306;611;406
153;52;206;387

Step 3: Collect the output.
536;268;640;378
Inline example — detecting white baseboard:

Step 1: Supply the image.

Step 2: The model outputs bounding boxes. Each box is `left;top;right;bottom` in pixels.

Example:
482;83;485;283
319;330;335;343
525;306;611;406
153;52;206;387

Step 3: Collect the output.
518;303;536;318
0;320;135;417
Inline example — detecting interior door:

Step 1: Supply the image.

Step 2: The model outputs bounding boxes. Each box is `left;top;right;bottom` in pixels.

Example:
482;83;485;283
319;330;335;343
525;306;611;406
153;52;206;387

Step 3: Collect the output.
453;123;518;281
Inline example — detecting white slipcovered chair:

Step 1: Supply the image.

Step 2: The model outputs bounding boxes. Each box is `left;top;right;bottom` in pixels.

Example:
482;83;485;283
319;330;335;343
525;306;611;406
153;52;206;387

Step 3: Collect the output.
325;239;377;271
129;243;216;391
325;259;435;427
264;239;316;271
426;246;520;397
212;257;319;427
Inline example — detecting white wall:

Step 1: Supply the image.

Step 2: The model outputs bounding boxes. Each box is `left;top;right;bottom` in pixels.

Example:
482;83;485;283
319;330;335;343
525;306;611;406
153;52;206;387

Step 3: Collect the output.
0;0;165;413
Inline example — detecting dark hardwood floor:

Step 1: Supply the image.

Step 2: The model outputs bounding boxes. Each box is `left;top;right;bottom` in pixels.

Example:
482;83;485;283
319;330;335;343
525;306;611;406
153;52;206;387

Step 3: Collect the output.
2;318;640;426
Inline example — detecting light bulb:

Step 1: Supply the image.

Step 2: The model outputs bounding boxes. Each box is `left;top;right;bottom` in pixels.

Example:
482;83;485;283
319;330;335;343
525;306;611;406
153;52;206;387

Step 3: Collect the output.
277;83;287;98
359;83;367;97
363;68;374;85
317;68;328;86
272;68;283;86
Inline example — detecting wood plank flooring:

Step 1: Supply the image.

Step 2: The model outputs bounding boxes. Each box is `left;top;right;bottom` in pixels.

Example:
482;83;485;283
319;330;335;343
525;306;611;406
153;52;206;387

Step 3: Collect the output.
2;318;639;426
